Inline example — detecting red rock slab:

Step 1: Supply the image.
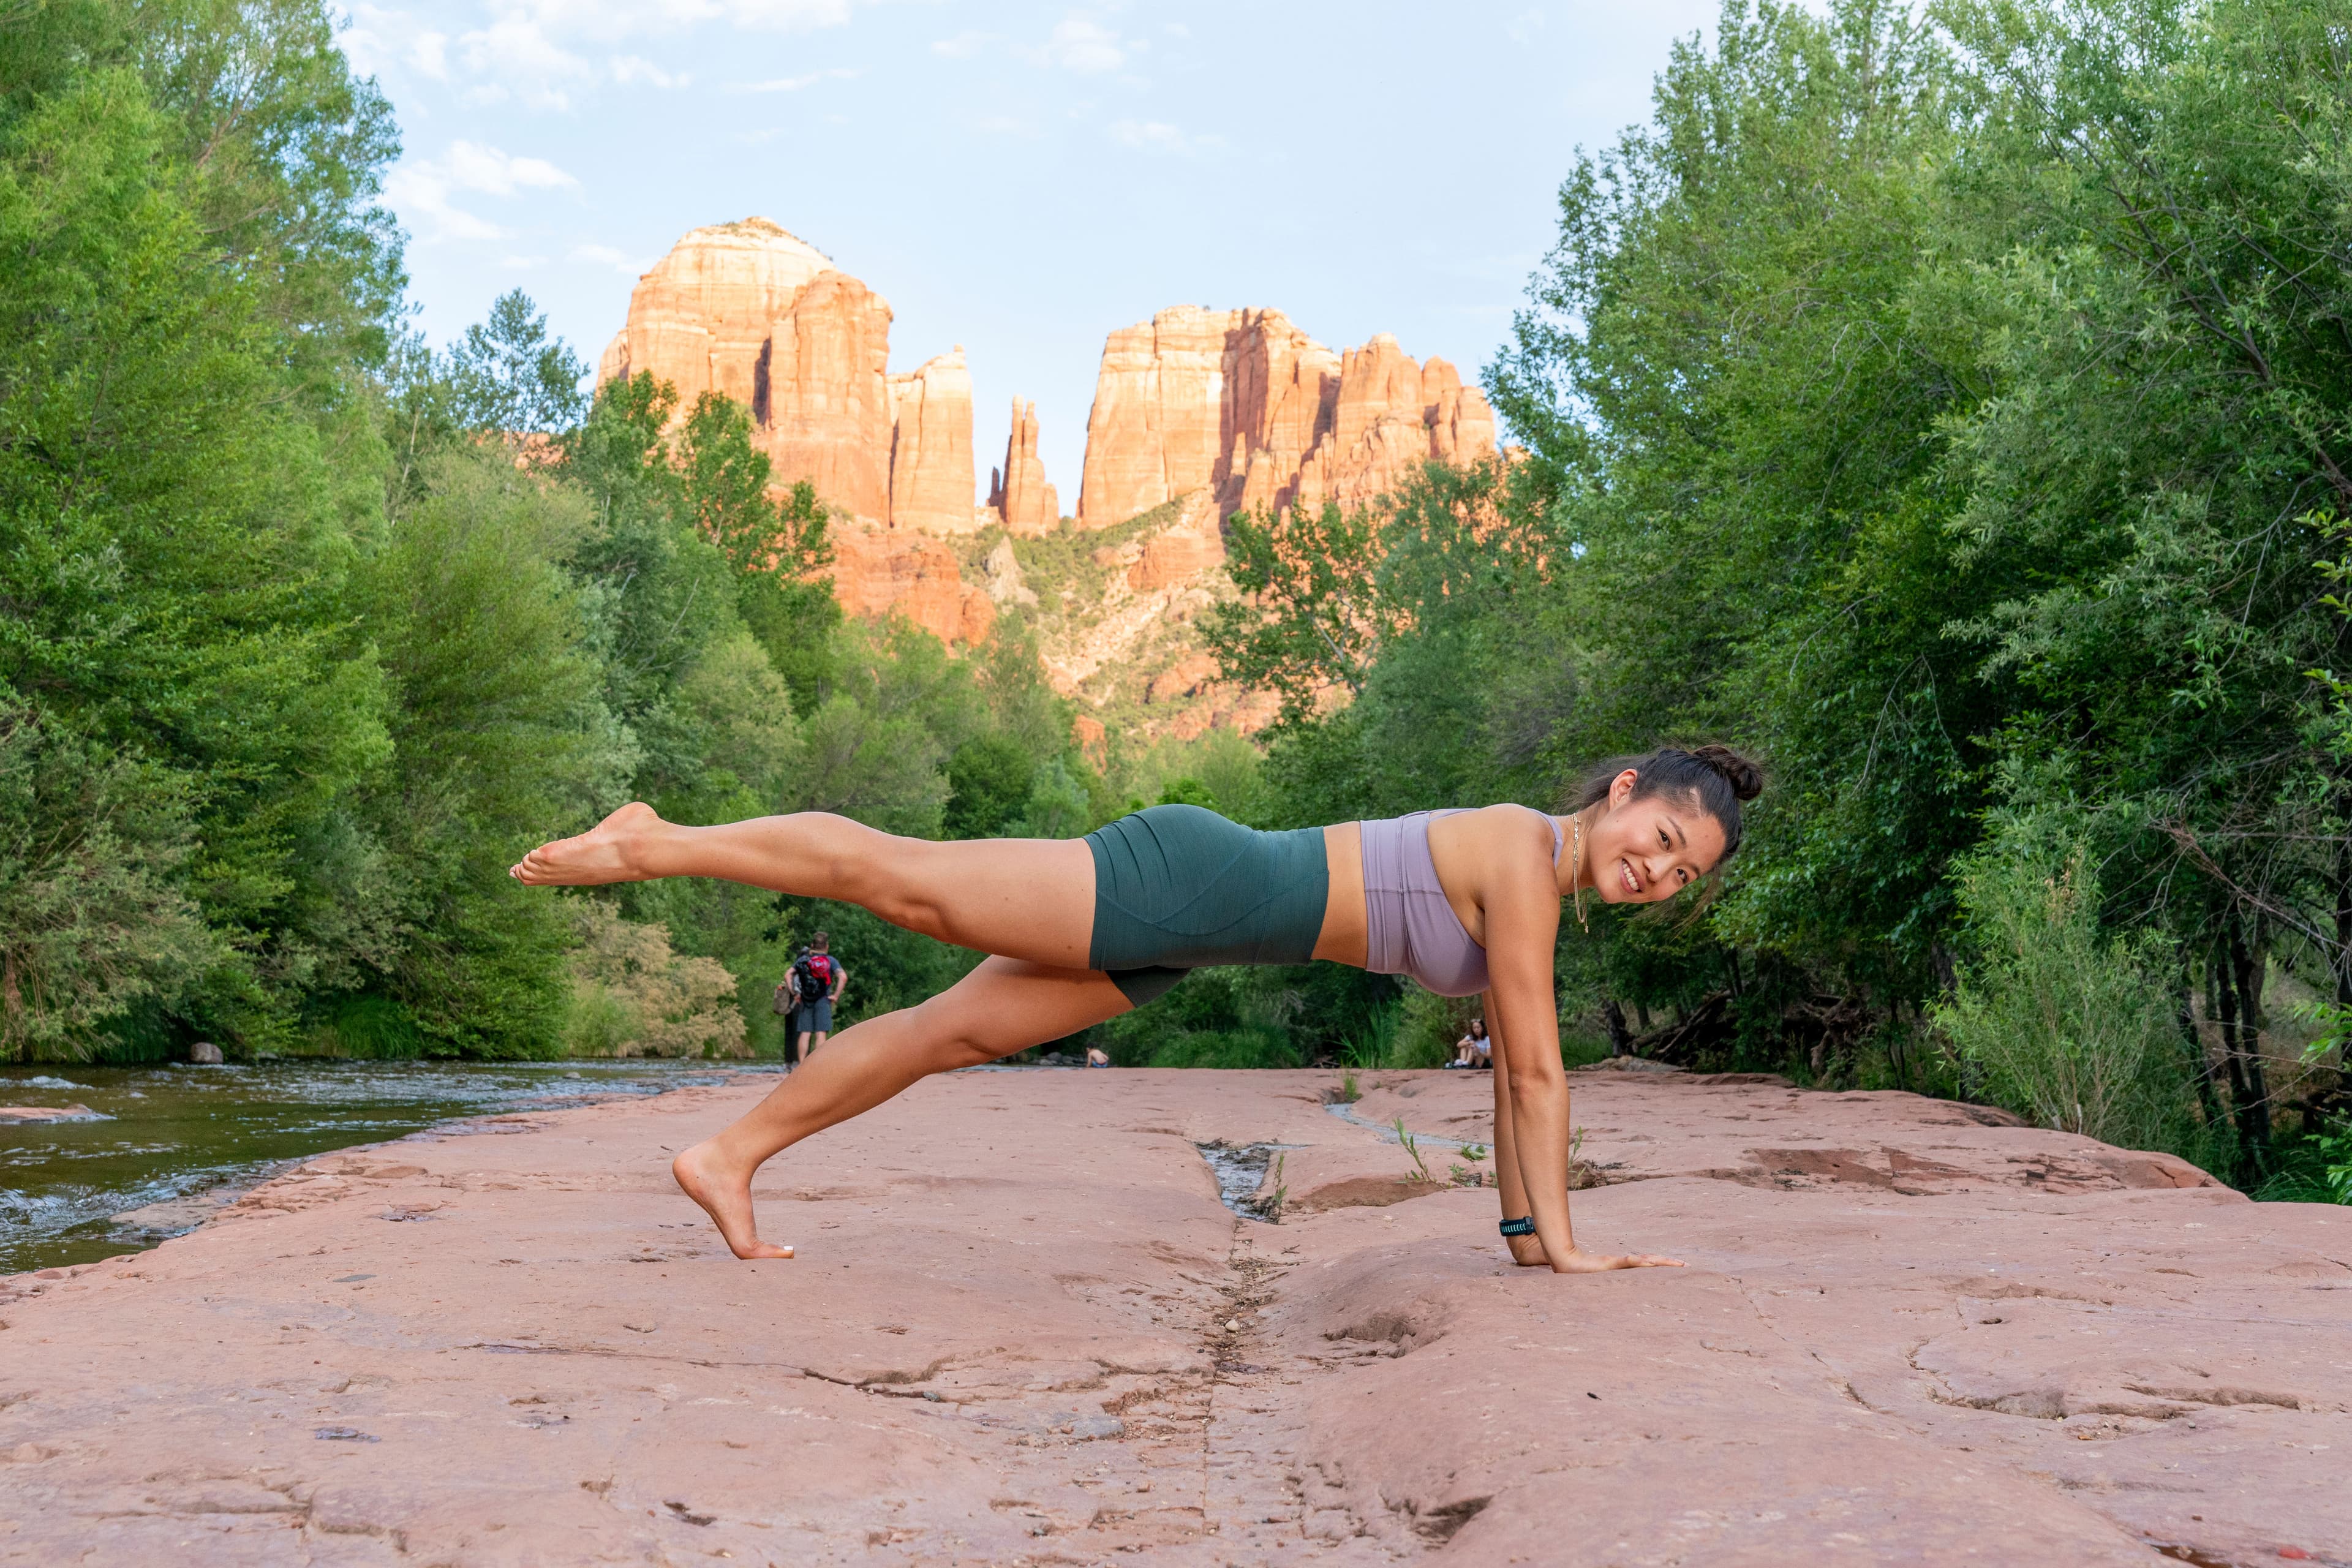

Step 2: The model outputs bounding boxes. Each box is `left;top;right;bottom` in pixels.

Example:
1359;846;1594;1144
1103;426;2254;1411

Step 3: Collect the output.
1348;1064;2227;1194
1;1069;2344;1567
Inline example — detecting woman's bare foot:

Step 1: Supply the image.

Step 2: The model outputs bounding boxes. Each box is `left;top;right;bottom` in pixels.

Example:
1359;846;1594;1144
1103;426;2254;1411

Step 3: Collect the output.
673;1140;793;1260
1507;1233;1548;1268
511;802;664;886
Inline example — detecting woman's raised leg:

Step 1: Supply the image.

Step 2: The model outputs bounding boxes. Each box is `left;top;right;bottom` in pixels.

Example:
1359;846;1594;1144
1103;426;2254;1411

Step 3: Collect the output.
671;956;1132;1258
511;804;1097;969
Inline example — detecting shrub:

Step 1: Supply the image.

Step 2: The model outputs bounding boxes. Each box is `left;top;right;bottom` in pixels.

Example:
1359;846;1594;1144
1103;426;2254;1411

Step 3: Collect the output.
1934;840;2198;1155
562;900;745;1058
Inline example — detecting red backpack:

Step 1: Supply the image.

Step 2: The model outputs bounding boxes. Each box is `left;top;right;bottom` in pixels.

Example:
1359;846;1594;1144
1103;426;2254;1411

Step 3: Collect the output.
793;951;835;998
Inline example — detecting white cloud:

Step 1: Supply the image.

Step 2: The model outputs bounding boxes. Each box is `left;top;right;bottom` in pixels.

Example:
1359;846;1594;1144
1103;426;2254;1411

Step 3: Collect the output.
447;140;579;194
410;31;451;80
1030;14;1126;73
388;141;579;243
611;55;687;87
459;15;593;108
736;65;859;92
571;243;653;275
349;0;867;109
1109;118;1185;151
932;29;990;58
1162;20;1188;37
437;0;861;109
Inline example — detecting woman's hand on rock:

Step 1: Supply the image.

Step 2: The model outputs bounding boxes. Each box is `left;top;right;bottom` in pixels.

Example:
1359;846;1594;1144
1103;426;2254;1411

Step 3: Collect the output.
1551;1247;1685;1273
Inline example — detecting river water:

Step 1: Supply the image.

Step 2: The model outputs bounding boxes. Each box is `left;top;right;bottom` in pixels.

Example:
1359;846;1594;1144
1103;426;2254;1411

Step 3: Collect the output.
0;1060;767;1276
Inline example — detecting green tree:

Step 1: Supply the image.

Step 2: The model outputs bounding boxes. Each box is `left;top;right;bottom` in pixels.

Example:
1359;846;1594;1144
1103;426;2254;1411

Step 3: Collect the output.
446;289;588;435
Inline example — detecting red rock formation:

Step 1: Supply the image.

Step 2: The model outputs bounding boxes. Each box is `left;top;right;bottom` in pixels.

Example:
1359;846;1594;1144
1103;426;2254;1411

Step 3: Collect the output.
1144;652;1219;705
595;217;835;412
760;272;895;522
1077;309;1498;528
828;522;994;646
601;221;894;522
886;348;978;534
1071;713;1106;768
604;219;1009;644
1125;499;1224;592
990;399;1059;535
1074;306;1239;527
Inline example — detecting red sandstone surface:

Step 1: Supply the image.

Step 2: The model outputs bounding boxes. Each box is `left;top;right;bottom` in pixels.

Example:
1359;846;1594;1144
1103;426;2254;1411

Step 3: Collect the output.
4;1065;2344;1564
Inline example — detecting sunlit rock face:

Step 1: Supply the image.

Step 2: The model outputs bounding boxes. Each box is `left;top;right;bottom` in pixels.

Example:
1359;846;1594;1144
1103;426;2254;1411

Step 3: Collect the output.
600;217;899;523
1076;307;1499;529
887;348;978;535
989;398;1060;536
605;219;994;644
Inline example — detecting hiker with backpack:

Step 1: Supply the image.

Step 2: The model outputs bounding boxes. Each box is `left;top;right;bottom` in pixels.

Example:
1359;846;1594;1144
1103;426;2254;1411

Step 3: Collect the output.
779;933;846;1066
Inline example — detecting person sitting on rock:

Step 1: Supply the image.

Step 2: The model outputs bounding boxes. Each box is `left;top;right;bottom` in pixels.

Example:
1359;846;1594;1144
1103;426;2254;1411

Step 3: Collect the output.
511;745;1761;1275
1447;1017;1493;1069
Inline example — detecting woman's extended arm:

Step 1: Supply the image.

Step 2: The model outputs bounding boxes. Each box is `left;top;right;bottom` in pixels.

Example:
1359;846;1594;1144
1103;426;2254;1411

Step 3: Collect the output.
1482;848;1684;1276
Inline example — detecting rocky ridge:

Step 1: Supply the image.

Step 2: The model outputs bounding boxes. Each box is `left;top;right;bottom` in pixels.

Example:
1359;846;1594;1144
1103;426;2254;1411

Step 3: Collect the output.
598;220;1495;737
1076;306;1498;529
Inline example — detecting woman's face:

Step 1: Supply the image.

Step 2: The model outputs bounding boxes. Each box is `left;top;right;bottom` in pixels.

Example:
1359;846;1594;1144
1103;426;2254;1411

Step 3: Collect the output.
1583;771;1727;903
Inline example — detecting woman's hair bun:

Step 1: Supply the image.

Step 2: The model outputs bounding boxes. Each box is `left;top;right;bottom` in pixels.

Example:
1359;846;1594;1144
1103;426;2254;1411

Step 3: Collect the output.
1689;744;1763;802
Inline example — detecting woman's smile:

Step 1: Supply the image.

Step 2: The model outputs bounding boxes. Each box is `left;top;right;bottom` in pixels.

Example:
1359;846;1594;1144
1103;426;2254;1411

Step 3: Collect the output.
1618;858;1643;896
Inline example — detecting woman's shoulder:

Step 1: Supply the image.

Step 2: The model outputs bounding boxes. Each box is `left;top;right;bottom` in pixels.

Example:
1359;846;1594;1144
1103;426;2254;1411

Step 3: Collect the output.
1423;804;1561;878
1444;802;1559;839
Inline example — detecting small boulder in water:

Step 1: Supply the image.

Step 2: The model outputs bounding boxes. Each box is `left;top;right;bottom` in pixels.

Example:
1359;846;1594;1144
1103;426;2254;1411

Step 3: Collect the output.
0;1104;105;1123
188;1041;224;1064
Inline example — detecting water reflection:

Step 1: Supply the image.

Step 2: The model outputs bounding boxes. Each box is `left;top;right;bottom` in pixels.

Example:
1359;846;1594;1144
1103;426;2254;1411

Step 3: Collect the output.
0;1060;771;1275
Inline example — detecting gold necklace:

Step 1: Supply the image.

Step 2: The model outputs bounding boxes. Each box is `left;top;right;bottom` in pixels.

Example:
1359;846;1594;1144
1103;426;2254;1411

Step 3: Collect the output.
1569;809;1589;932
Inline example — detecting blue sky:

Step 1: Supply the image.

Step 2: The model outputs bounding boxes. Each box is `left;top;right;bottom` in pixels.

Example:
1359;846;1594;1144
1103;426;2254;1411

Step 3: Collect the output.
347;0;1720;491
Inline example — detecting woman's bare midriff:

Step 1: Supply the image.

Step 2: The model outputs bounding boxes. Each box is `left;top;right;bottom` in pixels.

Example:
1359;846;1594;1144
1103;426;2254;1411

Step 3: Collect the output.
1313;822;1367;965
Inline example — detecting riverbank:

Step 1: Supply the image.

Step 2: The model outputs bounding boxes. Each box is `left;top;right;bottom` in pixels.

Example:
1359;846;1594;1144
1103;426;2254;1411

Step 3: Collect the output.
0;1061;752;1275
2;1066;2345;1564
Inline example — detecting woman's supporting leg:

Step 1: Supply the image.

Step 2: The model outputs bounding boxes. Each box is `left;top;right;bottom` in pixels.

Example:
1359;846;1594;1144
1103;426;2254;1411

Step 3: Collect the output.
1487;1000;1547;1267
672;956;1132;1258
513;804;1098;970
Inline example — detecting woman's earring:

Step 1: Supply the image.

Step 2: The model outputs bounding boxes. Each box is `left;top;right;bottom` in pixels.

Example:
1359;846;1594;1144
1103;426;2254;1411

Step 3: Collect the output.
1570;812;1590;932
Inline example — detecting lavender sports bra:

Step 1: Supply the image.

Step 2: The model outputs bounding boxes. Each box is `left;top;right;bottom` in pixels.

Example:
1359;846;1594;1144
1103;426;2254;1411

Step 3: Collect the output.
1359;809;1565;997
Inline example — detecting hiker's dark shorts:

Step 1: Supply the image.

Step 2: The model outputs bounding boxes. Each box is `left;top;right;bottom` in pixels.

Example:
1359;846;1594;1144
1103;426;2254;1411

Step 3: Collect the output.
1084;805;1329;1009
791;999;834;1035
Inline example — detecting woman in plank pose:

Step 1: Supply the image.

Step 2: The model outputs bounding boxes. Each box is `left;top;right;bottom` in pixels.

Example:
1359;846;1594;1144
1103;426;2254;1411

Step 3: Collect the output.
511;745;1761;1274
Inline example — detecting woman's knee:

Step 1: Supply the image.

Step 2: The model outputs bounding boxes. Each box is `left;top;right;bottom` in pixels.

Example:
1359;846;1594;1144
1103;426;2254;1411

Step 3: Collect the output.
826;824;937;927
910;996;1023;1071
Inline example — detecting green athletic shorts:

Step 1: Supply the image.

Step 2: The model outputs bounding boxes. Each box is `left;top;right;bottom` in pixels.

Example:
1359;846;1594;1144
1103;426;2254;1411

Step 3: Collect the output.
1084;805;1330;1008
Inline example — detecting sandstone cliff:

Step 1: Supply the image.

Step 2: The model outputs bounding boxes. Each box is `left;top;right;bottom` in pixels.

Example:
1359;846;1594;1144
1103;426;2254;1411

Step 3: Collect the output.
1075;307;1498;528
831;524;994;647
987;398;1060;536
886;348;978;534
598;222;1490;700
603;219;989;643
601;219;900;522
